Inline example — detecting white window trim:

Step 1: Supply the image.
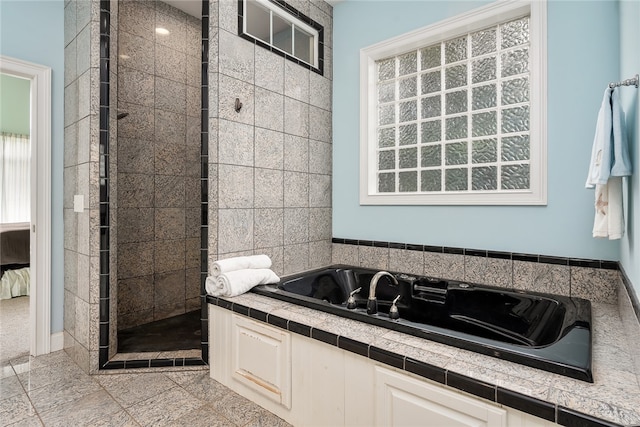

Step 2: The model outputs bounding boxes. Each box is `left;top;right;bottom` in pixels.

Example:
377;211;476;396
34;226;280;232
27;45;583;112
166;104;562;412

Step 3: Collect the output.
242;0;320;69
359;0;547;206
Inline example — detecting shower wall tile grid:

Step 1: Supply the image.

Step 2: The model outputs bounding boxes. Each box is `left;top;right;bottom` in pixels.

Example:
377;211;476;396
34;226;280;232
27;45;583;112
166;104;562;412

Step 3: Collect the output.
331;238;621;305
63;0;104;374
115;0;203;331
209;0;333;280
88;0;210;371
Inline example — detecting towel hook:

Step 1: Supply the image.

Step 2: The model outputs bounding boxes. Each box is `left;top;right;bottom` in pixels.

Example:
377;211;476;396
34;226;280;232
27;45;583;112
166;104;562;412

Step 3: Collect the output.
234;98;243;113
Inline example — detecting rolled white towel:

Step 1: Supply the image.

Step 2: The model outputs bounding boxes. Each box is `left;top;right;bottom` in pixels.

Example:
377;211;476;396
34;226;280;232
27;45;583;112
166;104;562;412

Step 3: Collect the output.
205;268;280;297
212;255;272;276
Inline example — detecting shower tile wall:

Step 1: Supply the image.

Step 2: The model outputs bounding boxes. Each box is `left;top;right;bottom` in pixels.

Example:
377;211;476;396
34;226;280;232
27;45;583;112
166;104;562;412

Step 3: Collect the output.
63;0;105;373
63;0;332;372
209;0;334;276
116;1;202;330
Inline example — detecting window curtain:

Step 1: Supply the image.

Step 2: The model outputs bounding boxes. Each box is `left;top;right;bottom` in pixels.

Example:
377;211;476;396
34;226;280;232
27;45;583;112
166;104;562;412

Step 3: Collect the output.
0;133;31;223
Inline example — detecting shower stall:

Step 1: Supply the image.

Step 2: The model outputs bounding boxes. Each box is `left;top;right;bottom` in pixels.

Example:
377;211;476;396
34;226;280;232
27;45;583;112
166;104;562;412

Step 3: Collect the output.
112;0;205;355
62;0;332;373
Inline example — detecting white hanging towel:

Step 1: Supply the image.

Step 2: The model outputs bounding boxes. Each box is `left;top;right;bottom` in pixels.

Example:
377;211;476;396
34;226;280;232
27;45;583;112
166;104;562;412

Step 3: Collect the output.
586;88;632;240
585;88;613;189
592;177;623;239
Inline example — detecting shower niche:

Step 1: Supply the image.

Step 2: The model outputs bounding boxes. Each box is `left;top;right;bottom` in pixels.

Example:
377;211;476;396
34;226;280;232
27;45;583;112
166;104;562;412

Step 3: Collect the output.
111;0;206;355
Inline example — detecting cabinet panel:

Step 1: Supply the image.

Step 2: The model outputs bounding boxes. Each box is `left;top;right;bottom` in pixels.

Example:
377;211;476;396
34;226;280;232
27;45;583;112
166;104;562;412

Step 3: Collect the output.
296;335;346;426
375;366;507;427
231;314;292;408
344;351;375;426
210;305;558;427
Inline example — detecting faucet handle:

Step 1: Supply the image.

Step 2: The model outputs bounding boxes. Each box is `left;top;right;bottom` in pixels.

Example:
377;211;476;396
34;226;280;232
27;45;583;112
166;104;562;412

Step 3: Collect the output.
346;287;361;310
389;295;401;320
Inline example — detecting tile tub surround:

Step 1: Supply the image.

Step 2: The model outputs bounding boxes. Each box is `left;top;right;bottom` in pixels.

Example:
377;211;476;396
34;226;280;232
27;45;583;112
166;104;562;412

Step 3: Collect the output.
331;239;621;304
208;292;640;427
208;0;334;278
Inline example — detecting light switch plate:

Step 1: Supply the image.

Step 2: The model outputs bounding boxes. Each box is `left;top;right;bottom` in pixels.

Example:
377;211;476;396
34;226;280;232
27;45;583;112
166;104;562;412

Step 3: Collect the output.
74;195;84;213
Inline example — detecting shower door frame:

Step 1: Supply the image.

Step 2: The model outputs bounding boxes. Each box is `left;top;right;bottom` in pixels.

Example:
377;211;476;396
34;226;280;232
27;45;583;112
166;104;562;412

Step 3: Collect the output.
97;0;210;369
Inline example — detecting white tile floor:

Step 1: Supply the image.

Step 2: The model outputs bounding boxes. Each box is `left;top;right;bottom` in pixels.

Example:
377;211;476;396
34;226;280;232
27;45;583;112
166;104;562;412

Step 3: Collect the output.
0;297;290;427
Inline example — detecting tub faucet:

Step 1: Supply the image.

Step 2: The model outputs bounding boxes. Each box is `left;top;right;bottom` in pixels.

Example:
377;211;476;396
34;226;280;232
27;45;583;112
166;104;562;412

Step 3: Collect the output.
367;271;398;315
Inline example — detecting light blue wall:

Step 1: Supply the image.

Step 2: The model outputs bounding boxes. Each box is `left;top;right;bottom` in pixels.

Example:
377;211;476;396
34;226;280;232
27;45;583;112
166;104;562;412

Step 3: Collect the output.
333;0;621;261
619;0;639;293
0;1;65;333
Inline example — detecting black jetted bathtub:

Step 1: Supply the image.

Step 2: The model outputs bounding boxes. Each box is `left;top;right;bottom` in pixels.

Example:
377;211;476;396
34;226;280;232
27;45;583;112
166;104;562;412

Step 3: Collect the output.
252;265;593;382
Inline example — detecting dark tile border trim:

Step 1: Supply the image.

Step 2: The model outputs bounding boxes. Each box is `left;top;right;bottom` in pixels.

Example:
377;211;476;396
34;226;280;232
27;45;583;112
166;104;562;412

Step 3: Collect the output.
97;0;111;371
332;238;620;271
338;336;369;358
369;346;403;369
208;296;624;427
405;357;446;384
98;0;209;371
447;371;496;401
101;357;207;371
557;406;623;427
199;0;210;368
497;388;555;422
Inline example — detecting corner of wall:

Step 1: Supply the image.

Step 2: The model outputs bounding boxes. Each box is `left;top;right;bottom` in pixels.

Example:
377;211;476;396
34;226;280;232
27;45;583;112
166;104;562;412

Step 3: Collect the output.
618;0;640;297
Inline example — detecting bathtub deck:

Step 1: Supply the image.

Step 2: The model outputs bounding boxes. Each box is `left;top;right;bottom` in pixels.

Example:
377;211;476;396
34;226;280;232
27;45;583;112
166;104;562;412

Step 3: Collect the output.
208;291;640;426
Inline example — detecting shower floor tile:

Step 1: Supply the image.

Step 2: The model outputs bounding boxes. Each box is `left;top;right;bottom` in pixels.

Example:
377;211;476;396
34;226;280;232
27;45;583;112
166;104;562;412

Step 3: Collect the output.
118;310;201;353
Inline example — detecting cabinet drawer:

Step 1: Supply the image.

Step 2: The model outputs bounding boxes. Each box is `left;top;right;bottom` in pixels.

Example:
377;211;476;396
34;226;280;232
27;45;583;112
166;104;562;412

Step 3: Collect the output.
231;314;292;408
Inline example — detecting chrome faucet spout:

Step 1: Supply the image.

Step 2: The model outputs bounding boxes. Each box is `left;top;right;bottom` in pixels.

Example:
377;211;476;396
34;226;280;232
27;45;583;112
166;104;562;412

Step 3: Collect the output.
367;271;398;315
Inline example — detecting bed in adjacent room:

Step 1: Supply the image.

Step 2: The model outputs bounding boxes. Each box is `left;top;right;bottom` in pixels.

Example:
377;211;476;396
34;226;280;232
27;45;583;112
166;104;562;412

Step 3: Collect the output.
0;222;30;299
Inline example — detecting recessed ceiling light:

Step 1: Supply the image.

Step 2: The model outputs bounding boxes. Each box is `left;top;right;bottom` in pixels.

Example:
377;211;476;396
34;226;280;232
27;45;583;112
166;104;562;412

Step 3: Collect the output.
119;54;130;59
155;27;170;35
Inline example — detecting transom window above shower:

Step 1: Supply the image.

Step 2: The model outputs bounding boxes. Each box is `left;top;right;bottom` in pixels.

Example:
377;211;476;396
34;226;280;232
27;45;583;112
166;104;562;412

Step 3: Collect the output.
360;1;547;205
240;0;324;74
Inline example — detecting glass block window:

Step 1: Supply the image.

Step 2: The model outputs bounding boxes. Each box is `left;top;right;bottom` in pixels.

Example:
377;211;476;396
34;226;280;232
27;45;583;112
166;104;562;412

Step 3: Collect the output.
361;1;546;205
375;16;531;195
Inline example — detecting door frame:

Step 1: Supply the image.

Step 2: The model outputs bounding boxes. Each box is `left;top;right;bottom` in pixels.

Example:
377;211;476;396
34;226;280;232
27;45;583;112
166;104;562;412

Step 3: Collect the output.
1;55;52;356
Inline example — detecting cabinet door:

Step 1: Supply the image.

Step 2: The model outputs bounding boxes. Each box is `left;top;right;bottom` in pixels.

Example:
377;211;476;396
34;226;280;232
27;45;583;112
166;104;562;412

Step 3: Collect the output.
375;367;506;427
231;314;292;408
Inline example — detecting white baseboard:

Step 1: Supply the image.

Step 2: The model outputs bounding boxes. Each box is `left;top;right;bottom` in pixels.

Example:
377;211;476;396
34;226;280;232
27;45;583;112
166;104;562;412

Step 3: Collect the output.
50;332;64;352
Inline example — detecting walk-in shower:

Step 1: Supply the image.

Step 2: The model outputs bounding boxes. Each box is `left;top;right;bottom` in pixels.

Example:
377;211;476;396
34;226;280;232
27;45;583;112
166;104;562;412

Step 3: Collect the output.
104;0;208;359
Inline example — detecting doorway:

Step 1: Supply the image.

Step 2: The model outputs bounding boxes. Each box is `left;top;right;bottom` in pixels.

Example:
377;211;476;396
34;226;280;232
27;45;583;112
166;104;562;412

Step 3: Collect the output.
0;56;52;358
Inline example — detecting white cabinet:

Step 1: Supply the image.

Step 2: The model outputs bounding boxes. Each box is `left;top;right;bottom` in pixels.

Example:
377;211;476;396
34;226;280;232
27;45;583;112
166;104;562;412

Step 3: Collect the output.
209;305;559;427
230;314;291;408
375;366;507;427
